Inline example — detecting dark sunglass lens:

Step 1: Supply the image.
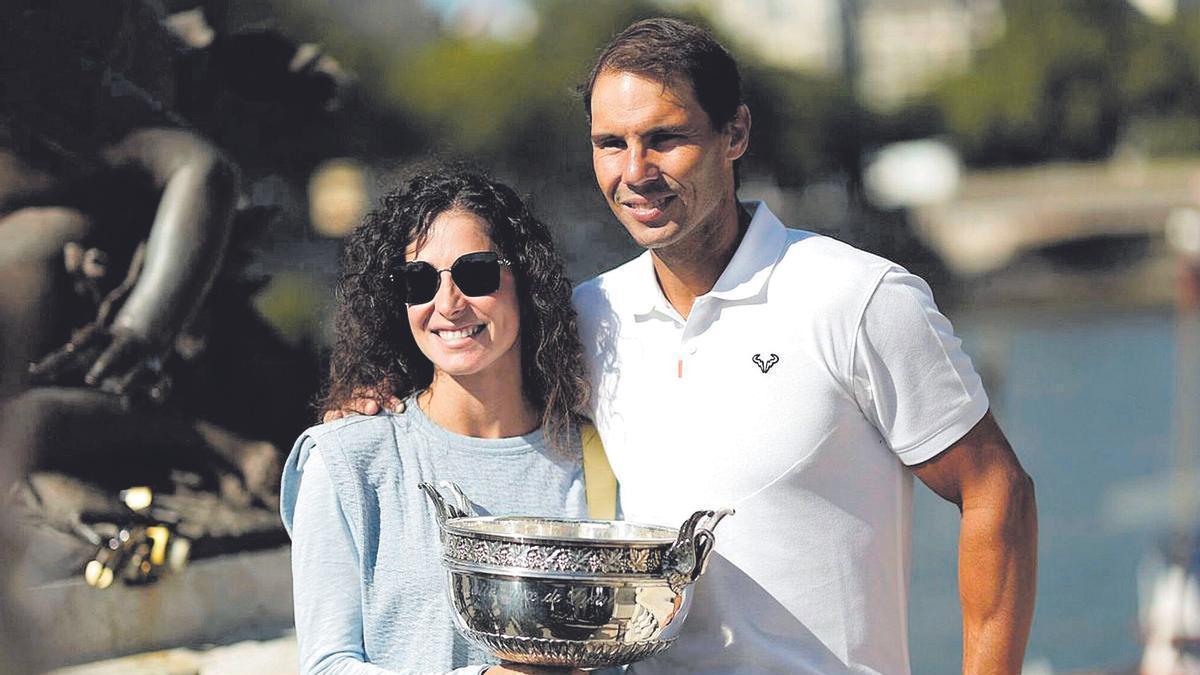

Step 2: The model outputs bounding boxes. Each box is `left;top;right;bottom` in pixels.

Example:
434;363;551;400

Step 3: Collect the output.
401;262;439;304
452;254;501;297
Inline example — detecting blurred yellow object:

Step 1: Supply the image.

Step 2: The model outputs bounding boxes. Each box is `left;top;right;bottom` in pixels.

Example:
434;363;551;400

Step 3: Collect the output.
83;559;102;586
581;423;616;520
121;486;153;512
168;536;191;572
146;526;170;566
84;560;114;589
309;159;368;238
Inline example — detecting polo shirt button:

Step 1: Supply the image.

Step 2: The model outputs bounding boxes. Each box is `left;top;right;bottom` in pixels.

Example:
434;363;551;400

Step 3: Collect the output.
687;344;698;355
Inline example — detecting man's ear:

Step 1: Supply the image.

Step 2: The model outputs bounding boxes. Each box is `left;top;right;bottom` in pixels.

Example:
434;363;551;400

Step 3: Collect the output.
727;104;751;161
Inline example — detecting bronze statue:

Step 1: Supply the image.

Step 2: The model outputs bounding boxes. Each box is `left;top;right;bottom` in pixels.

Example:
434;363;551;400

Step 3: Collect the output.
0;0;342;583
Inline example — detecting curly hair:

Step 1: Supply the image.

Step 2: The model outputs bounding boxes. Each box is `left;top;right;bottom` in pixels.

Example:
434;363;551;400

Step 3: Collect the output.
319;167;590;449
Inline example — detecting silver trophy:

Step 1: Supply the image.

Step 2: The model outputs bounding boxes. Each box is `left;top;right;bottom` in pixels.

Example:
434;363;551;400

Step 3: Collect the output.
419;481;732;670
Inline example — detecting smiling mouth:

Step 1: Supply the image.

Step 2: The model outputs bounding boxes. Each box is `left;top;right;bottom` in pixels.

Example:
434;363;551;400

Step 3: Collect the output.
620;195;675;222
434;325;485;341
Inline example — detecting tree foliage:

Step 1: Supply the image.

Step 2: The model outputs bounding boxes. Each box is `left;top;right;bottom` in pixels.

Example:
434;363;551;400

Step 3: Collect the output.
928;0;1200;165
385;1;657;177
368;1;863;185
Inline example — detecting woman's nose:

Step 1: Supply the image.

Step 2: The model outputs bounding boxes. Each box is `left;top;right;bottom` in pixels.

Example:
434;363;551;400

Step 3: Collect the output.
433;270;467;316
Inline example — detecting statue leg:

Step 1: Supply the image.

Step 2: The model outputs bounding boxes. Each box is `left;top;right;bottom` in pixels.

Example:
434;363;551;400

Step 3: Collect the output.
1;387;280;508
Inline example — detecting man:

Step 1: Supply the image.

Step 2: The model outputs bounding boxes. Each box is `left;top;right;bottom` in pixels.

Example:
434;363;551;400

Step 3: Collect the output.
570;17;1037;674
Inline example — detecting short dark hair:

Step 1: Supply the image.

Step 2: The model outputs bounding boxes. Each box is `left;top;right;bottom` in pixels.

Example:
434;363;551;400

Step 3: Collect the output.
321;167;589;449
581;17;743;130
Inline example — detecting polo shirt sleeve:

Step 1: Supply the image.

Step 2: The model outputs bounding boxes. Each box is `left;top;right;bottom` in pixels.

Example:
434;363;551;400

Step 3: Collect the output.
850;268;989;466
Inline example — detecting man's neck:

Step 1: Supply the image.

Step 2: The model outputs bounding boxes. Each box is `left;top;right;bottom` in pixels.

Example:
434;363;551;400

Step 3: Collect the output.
651;201;752;319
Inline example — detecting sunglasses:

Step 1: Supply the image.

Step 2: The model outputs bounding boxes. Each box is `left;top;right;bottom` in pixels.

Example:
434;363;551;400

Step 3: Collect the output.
393;251;511;305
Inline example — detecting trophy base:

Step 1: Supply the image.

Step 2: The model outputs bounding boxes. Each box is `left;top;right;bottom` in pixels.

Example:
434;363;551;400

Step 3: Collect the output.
464;629;675;670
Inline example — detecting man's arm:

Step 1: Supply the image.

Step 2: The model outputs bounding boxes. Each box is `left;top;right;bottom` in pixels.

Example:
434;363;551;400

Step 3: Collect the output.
911;410;1037;675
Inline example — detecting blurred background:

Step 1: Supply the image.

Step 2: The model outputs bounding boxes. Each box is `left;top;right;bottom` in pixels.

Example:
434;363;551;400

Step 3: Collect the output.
3;0;1200;673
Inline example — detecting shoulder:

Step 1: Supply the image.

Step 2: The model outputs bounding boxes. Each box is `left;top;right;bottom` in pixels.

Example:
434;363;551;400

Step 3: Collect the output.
572;253;647;318
778;230;897;284
306;412;424;481
773;231;900;317
304;413;402;451
750;204;897;294
280;413;411;535
287;414;410;491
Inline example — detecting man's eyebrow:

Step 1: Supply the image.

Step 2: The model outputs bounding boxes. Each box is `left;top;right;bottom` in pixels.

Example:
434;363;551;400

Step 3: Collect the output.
646;124;690;136
589;125;691;143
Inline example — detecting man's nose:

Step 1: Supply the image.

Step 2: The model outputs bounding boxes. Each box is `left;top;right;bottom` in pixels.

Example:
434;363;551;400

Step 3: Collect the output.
433;270;467;316
623;145;658;185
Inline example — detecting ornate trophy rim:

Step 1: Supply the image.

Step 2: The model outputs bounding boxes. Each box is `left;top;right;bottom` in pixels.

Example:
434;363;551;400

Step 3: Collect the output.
442;531;668;576
443;514;680;546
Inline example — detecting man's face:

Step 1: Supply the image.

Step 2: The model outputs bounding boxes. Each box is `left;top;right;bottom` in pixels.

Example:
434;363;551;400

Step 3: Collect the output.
589;70;748;253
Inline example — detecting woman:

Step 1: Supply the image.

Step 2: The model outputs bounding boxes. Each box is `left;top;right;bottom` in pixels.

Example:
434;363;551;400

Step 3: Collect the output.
280;168;592;674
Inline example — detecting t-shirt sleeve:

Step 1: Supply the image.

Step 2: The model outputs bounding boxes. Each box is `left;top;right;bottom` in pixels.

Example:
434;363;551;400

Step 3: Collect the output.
850;268;989;466
290;448;488;675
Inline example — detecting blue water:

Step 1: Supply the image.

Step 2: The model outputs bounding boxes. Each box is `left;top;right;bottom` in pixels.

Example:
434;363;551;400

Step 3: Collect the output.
908;306;1180;673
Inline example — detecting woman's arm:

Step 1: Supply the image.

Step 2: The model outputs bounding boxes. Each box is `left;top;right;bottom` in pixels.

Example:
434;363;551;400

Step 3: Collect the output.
289;448;488;675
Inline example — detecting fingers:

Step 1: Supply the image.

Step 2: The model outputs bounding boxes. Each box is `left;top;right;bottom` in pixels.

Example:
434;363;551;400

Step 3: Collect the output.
84;332;169;399
99;358;148;396
27;327;169;401
321;392;404;424
354;399;382;415
321;397;383;424
85;333;145;390
27;328;106;385
28;344;89;383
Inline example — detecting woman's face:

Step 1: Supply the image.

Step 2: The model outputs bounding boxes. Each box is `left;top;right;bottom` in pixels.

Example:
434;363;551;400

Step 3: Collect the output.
405;209;522;387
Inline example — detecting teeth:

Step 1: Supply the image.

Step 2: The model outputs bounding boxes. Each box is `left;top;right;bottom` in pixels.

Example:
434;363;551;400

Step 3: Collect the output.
437;325;483;340
627;196;670;210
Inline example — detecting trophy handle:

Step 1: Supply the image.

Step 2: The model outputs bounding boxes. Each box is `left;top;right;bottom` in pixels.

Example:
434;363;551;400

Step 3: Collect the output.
664;508;734;592
691;508;733;579
418;480;478;529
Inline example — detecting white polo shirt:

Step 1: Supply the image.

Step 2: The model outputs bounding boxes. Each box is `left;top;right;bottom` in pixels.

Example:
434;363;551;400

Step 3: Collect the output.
573;202;989;674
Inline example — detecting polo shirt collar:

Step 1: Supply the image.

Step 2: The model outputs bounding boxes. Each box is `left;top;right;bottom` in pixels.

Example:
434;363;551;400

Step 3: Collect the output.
707;201;787;301
629;201;787;319
628;251;669;319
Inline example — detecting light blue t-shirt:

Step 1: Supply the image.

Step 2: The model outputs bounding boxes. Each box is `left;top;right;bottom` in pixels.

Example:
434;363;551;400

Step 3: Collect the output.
280;401;588;674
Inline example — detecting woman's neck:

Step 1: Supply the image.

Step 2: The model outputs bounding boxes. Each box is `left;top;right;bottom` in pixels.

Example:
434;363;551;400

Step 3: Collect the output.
418;373;540;439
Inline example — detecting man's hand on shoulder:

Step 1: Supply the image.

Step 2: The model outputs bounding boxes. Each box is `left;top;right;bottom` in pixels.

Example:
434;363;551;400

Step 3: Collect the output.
321;394;404;423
